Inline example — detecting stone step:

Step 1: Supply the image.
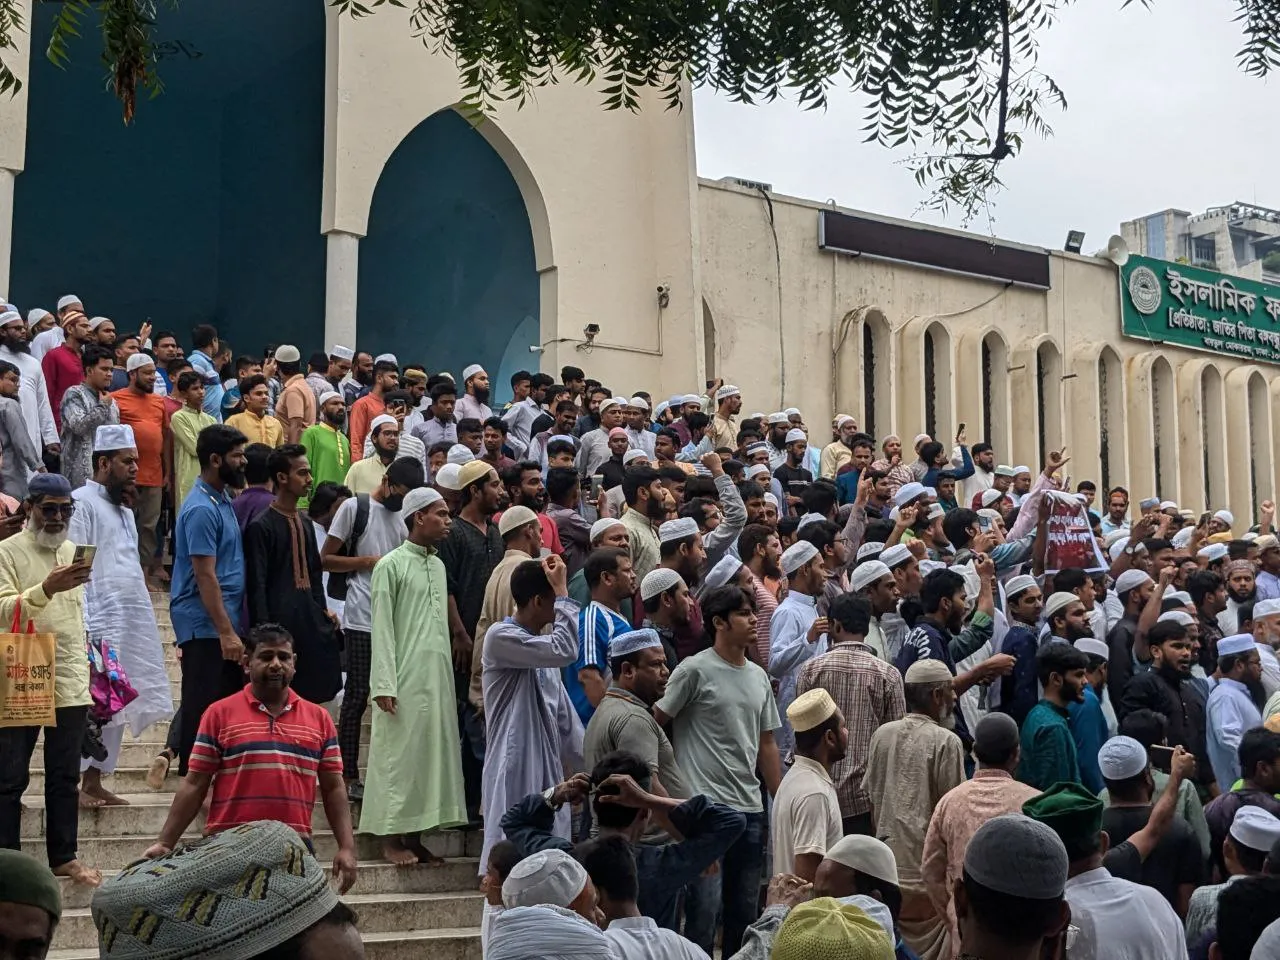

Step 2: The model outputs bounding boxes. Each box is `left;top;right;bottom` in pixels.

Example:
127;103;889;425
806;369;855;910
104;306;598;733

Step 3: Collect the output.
49;927;481;960
55;891;483;948
56;857;482;909
32;737;370;770
23;826;482;870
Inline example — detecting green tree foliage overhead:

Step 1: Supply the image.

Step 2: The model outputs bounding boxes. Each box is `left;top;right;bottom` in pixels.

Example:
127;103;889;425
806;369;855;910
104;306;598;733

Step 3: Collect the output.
1;0;1278;217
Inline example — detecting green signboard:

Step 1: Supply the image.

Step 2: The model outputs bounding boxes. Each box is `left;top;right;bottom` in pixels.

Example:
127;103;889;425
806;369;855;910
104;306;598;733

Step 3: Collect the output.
1120;254;1280;364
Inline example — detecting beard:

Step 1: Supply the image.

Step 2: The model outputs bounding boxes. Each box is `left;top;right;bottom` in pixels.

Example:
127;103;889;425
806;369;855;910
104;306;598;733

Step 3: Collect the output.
105;478;137;506
3;338;29;354
644;494;667;522
762;557;783;580
324;410;346;428
473;386;492;406
219;462;247;489
28;520;68;551
355;367;373;386
1229;587;1256;604
939;707;957;731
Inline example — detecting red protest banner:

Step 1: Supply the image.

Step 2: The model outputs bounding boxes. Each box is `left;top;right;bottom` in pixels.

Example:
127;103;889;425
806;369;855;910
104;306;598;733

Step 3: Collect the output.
1043;491;1108;575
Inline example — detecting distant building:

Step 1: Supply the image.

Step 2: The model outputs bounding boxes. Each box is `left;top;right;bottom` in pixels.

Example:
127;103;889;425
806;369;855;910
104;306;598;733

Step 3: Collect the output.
1121;204;1280;283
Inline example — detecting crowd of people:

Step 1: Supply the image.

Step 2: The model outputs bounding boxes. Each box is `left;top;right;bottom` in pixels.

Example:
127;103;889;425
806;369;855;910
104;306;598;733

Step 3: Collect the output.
4;294;1280;959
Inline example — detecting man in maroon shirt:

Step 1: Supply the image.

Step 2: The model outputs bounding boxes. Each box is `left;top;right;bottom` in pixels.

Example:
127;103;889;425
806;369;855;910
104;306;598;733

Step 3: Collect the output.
41;312;90;431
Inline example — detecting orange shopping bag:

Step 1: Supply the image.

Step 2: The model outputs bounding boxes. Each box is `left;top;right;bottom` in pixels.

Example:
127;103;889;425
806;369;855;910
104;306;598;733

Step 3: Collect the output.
0;599;57;727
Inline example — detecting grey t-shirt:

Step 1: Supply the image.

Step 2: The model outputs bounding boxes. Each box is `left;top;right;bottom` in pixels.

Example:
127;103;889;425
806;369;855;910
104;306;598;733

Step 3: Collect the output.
326;495;407;631
655;647;780;813
584;688;690;800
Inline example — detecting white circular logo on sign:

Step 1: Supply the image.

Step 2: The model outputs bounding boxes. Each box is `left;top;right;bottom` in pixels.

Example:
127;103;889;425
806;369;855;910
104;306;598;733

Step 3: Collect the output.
1128;266;1162;316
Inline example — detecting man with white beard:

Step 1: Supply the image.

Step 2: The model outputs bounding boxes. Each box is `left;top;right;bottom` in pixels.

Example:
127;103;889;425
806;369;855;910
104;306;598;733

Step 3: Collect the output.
69;425;173;807
0;472;100;886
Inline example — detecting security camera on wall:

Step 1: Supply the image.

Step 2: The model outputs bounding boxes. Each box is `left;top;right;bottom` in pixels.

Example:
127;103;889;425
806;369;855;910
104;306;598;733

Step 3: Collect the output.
583;323;600;343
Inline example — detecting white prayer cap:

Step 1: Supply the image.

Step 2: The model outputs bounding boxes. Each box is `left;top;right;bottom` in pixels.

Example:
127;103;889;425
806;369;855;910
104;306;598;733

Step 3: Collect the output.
462;364;485;381
849;560;892;592
763;492;780;509
1076;638;1109;660
1256;534;1280;552
653;401;669;418
1004;574;1037;599
1159;500;1178;511
656;519;696;546
833;414;855;428
87;315;111;330
125;352;155;373
438;371;455;381
784;428;807;444
750;412;766;422
1103;529;1130;549
1244;531;1260;542
622;449;649;465
926;503;945;521
1198;543;1229;562
1230;805;1280;853
640;567;684;601
434;463;463;491
1157;610;1193;626
56;294;81;311
498;505;539;537
964;814;1068;900
919;559;947;576
714;384;741;401
912;433;931;448
272;344;300;364
856;542;885;562
317;390;342;407
628;395;649;411
781;540;820;576
25;309;49;328
681;394;701;405
1171;526;1195;549
784;407;801;418
370;414;398;434
1114;569;1152;596
1165;589;1193;605
905;659;953;684
0;311;19;328
894;481;926;506
329;344;354;361
745;463;769;480
599;397;624;413
1219;633;1257;657
881;544;913;570
825;836;899;886
446;444;474;465
502;849;588;909
1013;465;1031;476
94;424;135;450
977;508;1003;525
994;464;1017;478
787;688;837;732
980;488;1005;508
608;628;663;659
1254;599;1280;618
765;412;788;425
1139;497;1160;510
797;512;825;532
590;517;624;542
374;353;398;366
701;555;743;591
1098;735;1148;781
1215;509;1235;526
1042;592;1078;620
401;487;442;516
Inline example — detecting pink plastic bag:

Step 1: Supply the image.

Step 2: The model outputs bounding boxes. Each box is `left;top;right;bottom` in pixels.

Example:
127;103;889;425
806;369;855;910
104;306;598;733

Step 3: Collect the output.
87;637;137;722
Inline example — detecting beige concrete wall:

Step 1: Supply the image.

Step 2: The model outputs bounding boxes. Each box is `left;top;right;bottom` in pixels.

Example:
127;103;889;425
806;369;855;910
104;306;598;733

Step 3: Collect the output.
697;179;1280;525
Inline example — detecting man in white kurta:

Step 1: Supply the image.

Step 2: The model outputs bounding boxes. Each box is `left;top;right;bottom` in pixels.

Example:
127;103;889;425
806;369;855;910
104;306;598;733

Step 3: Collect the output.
68;425;172;805
0;311;59;460
480;554;583;874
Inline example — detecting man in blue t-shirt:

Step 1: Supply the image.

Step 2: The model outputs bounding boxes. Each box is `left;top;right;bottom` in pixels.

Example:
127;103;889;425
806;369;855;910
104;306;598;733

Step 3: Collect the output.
568;547;637;724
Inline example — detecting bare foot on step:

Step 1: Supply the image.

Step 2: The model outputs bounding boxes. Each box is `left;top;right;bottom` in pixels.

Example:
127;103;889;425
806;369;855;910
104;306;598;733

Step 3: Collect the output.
52;860;102;887
382;837;419;867
403;835;444;866
78;790;107;809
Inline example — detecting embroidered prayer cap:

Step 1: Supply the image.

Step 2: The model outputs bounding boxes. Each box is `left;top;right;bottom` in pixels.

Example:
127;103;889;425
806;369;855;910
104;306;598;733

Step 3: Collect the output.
590;518;624;543
26;309;49;328
1013;465;1031;476
745;441;769;457
0;849;61;924
904;659;952;684
1004;574;1037;599
912;434;931;449
1042;592;1079;621
745;463;770;481
125;352;155;373
498;505;538;537
608;628;663;659
856;542;885;562
680;394;701;405
1097;736;1148;781
1215;509;1235;526
658;517;699;544
373;353;398;366
402;487;443;517
824;835;899;885
502;849;588;909
317;391;342;407
1256;534;1280;552
1022;782;1105;858
1230;805;1280;854
763;492;780;509
28;473;71;498
1198;543;1229;562
1138;497;1160;510
1114;569;1152;596
797;512;825;532
1157;610;1193;626
446;444;476;466
458;460;499;491
771;897;895;960
329;344;354;361
56;294;81;311
0;310;19;328
788;688;838;733
1159;500;1178;511
963;814;1068;900
1171;527;1194;549
980;488;1005;508
87;316;111;330
994;464;1017;477
434;463;463;491
700;555;742;591
599;398;625;414
767;412;790;425
94;425;136;451
926;503;945;521
714;384;741;401
1228;558;1255;578
622;449;649;465
628;396;650;411
785;428;807;444
849;560;892;593
653;401;670;418
1219;633;1257;657
880;544;913;570
1075;638;1109;660
833;414;855;428
1254;599;1280;618
781;540;820;576
89;820;337;960
641;567;685;601
273;344;300;364
462;364;485;381
893;482;926;506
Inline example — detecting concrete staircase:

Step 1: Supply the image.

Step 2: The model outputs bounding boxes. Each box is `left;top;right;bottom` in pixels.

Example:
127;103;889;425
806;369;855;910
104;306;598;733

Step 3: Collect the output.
23;592;484;959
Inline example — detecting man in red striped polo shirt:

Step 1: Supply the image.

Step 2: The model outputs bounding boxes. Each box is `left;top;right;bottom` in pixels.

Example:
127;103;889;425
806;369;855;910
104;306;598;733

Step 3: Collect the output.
142;623;358;893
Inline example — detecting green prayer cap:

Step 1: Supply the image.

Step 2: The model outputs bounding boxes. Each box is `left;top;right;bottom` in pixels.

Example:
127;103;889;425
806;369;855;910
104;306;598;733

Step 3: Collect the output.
0;849;62;922
1021;782;1104;861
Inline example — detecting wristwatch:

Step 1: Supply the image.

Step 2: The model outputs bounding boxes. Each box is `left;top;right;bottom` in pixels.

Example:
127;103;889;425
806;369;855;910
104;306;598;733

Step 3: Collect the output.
543;785;560;808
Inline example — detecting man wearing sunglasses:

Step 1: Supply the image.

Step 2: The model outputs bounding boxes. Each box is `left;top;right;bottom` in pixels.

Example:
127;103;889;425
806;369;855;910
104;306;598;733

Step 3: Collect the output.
0;471;100;887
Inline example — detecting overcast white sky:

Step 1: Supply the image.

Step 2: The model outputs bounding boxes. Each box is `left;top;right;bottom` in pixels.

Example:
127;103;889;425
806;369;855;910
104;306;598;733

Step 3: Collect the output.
693;0;1277;251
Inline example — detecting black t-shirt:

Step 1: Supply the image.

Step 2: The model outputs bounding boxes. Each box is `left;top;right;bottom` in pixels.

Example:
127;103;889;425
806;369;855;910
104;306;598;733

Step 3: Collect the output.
1101;805;1204;909
773;463;813;494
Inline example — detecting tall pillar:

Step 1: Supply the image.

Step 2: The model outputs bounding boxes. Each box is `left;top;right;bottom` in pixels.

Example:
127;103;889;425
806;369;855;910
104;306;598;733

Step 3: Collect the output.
324;230;359;350
0;169;14;295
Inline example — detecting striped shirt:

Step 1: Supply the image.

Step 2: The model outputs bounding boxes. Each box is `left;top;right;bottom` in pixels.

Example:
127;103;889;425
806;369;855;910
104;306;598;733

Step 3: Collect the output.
566;600;629;725
189;685;341;837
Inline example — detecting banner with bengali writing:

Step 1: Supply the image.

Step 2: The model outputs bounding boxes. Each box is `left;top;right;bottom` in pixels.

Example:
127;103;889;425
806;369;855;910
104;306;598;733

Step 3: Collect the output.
1119;254;1280;365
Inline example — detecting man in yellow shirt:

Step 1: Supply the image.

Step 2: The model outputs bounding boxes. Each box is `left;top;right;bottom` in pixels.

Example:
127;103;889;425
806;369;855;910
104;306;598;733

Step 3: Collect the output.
707;384;742;453
0;472;100;886
344;414;399;495
170;371;217;507
225;374;282;448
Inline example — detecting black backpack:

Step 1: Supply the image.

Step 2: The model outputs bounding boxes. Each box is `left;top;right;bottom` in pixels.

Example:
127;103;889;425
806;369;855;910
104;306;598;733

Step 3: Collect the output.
326;493;370;602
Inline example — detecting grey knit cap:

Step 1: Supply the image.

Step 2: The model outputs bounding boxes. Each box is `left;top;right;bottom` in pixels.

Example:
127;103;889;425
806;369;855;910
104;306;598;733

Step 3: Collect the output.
90;821;338;960
964;813;1068;899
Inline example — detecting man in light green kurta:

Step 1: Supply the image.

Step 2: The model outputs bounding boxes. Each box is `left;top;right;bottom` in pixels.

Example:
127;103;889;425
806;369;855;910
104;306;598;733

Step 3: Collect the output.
300;392;350;510
359;485;467;865
170;379;216;508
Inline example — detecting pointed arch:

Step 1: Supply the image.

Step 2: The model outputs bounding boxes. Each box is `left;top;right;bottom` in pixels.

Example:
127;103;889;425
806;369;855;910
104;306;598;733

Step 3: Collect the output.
702;298;717;382
923;323;953;441
1097;346;1125;492
980;330;1010;456
1201;364;1227;510
1248;372;1272;510
1035;338;1064;465
861;310;892;439
1151;355;1176;500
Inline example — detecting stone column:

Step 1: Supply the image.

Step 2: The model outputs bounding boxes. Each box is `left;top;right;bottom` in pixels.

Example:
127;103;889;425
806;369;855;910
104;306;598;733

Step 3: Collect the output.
0;169;14;295
324;230;359;351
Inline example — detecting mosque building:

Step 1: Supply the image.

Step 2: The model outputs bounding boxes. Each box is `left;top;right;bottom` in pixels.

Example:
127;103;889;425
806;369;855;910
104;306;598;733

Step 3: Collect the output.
0;0;1276;522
